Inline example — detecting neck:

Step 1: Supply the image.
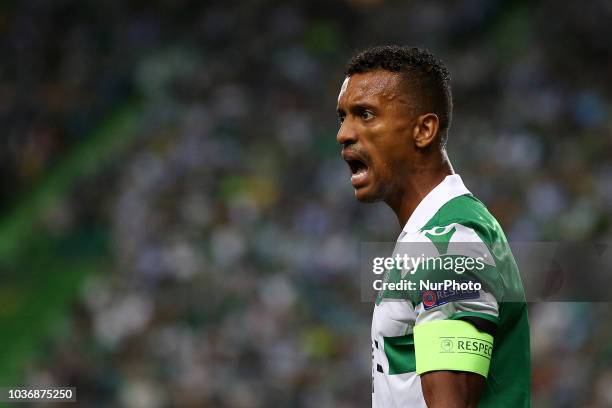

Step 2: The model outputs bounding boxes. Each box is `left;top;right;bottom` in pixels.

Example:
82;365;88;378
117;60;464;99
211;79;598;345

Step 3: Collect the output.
386;150;454;227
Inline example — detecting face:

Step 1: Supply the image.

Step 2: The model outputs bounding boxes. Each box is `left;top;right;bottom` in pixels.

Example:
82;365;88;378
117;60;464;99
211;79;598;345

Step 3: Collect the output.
336;70;416;203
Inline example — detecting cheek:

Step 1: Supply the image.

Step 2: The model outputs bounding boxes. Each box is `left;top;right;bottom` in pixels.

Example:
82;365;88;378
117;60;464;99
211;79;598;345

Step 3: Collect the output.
365;124;410;173
372;142;406;175
368;157;394;189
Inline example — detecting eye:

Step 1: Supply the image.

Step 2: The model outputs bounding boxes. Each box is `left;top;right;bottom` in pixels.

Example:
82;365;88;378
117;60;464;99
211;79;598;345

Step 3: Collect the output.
337;113;345;126
360;110;374;121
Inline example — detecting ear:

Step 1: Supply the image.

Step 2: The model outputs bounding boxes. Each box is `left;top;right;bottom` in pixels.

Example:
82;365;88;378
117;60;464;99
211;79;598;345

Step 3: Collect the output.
413;113;439;148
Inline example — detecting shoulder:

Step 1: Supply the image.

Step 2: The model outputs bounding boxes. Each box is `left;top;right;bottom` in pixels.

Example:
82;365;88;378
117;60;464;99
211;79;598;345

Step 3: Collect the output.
421;194;506;246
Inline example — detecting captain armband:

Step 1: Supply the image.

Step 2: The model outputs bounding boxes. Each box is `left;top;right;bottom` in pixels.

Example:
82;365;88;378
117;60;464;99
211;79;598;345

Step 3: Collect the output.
413;320;494;378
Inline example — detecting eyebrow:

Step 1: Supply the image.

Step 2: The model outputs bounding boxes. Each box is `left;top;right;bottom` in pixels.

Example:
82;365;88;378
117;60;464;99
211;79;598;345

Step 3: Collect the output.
338;101;377;115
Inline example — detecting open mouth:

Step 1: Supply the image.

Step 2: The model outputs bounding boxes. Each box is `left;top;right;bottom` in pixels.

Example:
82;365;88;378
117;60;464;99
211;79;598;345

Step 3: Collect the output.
347;159;368;176
342;149;371;188
345;157;370;187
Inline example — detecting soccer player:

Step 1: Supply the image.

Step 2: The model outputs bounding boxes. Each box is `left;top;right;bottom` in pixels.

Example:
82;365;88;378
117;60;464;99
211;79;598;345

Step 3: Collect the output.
336;46;530;407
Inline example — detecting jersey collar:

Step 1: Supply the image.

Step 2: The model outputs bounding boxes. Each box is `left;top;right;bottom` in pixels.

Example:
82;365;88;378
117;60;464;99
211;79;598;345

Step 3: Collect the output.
400;174;471;235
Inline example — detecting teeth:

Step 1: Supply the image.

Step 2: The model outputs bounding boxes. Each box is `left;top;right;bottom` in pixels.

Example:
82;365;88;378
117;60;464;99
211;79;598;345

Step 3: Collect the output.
348;159;366;174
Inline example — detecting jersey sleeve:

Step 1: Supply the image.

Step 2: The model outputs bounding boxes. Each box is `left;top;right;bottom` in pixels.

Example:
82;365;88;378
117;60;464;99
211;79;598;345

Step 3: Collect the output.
407;222;503;377
413;221;502;321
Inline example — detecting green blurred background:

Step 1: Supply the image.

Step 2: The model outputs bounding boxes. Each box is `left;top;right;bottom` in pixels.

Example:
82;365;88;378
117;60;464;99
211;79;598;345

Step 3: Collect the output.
1;0;611;406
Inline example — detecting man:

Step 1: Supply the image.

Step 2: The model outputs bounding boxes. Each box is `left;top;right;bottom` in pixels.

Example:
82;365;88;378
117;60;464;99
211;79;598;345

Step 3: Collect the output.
336;46;530;407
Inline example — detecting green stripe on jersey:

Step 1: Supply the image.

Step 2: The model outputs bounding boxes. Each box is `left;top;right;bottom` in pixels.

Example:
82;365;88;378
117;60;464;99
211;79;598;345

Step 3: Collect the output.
384;334;416;374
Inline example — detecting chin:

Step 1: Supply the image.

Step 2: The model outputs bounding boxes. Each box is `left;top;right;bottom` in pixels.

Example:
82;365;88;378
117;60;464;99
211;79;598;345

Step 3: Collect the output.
354;186;383;203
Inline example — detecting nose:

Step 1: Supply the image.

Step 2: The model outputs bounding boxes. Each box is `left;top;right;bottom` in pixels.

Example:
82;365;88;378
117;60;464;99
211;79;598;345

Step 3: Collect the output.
336;118;358;146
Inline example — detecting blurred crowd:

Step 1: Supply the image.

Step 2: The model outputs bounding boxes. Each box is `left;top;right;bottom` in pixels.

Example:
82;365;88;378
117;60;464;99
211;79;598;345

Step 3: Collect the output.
2;0;612;407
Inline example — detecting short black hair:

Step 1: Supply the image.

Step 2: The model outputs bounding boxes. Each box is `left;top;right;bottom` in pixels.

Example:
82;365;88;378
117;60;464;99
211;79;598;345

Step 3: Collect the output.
345;45;453;144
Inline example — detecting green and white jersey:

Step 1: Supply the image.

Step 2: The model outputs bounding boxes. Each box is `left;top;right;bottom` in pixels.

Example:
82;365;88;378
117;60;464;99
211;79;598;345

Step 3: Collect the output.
371;175;530;407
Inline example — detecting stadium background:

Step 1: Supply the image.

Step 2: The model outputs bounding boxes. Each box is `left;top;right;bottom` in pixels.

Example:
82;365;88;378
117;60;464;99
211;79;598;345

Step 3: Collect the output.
1;0;611;406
